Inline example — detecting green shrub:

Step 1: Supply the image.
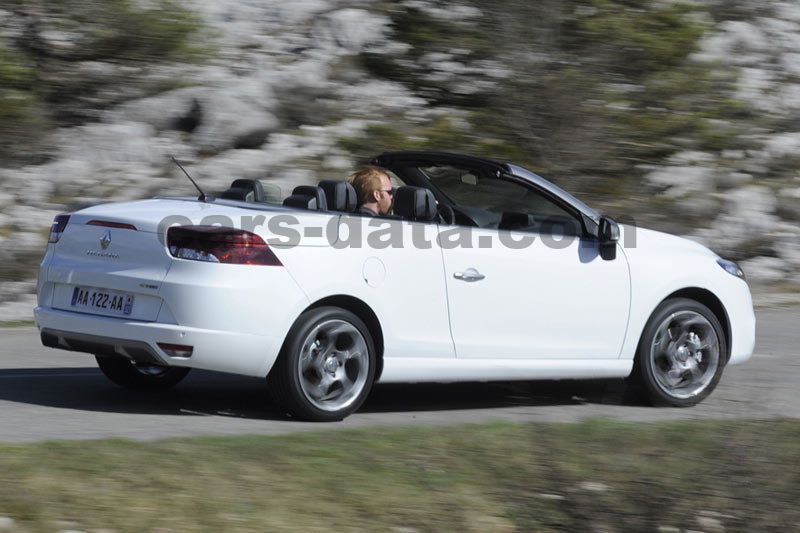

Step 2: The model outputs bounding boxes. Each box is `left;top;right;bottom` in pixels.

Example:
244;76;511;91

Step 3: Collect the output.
358;0;745;205
0;0;206;162
50;0;205;63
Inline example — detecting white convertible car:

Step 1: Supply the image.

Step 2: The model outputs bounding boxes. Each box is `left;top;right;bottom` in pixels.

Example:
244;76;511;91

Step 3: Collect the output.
35;151;755;421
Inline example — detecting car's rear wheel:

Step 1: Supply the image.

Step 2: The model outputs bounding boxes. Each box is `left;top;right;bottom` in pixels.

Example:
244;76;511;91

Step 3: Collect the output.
632;298;726;406
268;306;376;422
95;356;190;390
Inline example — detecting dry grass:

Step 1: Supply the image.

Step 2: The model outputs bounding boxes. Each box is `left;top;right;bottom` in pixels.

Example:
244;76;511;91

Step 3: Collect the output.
0;420;798;532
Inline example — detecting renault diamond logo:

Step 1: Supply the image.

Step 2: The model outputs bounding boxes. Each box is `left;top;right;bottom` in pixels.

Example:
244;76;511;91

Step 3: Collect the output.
100;231;112;250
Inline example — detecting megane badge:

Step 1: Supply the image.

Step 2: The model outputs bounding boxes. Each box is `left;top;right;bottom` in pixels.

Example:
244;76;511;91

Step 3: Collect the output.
100;231;112;250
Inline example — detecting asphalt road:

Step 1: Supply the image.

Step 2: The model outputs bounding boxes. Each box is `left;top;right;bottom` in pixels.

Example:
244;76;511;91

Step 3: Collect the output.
0;307;797;442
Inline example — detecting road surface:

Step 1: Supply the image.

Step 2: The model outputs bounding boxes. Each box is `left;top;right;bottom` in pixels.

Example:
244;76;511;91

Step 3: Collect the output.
0;307;797;442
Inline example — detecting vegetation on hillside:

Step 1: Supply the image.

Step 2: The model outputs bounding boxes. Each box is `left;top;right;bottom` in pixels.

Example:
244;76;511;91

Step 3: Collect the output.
0;0;204;162
353;0;748;211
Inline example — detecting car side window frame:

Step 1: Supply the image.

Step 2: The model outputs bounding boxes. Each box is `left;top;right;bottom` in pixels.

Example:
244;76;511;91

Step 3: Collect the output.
423;166;590;238
498;173;591;238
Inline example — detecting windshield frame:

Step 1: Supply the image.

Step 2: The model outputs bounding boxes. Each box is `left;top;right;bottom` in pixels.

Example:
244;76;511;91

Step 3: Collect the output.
506;164;601;223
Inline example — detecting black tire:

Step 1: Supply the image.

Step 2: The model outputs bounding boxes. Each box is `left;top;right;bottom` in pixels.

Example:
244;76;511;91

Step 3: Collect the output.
267;306;377;422
631;297;727;407
95;356;191;390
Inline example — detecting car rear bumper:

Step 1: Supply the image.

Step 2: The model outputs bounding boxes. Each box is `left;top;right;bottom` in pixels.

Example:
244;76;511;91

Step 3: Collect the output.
41;327;168;365
35;306;284;377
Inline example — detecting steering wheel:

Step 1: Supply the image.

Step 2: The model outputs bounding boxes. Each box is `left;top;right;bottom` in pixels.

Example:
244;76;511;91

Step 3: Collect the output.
437;203;456;225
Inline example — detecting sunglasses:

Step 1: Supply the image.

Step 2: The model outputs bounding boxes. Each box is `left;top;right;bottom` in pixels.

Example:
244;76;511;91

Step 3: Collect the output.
380;188;396;196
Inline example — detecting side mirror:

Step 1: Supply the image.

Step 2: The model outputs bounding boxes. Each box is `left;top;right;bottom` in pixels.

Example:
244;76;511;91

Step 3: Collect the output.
598;216;620;260
599;216;620;244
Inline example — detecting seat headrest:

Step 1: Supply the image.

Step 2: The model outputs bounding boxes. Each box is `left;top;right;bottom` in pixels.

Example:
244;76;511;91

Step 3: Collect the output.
225;179;266;203
283;194;321;210
291;186;327;211
220;187;255;202
319;180;357;212
393;186;438;222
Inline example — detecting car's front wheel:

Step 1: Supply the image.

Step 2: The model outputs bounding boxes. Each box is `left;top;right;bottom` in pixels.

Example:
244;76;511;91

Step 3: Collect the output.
632;297;727;407
268;306;376;421
95;356;191;390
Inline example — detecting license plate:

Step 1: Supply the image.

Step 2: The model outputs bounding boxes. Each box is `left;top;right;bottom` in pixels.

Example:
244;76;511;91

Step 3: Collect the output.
70;286;134;316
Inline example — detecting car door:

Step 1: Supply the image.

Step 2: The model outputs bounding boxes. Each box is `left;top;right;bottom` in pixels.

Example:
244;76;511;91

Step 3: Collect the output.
431;166;631;360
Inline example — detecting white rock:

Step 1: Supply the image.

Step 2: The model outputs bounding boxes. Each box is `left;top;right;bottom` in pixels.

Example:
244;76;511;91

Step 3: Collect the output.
782;52;800;77
718;172;753;188
3;206;62;230
0;516;14;531
740;256;790;284
322;155;353;170
41;29;81;49
402;0;481;21
273;0;332;25
693;21;770;66
335;80;427;113
777;187;800;220
316;9;390;53
191;92;279;153
578;481;609;492
726;185;778;214
762;132;800;159
191;149;275;189
777;83;800;110
736;68;777;112
0;190;14;208
719;20;770;52
695;515;726;533
667;151;717;165
777;1;800;23
5;234;46;264
721;149;746;160
2;167;56;205
537;493;566;500
273;58;332;90
694;186;782;254
775;234;800;267
0;293;37;321
110;87;203;132
645;166;717;197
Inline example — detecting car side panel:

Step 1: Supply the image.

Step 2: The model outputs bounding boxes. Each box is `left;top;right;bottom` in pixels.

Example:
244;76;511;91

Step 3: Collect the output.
618;227;755;366
439;228;631;359
275;216;456;362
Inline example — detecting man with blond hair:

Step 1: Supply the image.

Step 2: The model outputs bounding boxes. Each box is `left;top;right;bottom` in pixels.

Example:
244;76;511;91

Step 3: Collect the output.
348;166;394;216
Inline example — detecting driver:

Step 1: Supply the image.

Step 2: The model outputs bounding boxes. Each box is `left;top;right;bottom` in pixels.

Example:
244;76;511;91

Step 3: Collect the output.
348;166;394;217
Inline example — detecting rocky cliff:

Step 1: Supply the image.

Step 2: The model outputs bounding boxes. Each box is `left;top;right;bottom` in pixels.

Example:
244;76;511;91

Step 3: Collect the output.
0;0;798;319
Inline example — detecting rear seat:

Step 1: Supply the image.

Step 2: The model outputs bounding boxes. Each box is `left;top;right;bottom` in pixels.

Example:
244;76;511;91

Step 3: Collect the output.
220;179;267;203
282;185;328;211
319;180;357;212
220;178;359;214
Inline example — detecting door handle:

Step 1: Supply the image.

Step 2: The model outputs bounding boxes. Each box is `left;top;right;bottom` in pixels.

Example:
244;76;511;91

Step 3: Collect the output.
453;268;485;282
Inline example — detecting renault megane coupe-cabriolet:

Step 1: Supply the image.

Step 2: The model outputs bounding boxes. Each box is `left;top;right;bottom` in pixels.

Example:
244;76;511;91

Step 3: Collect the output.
35;151;755;421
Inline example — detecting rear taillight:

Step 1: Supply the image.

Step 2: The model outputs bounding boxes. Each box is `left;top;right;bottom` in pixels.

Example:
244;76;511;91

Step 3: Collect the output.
166;226;282;266
48;214;71;243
